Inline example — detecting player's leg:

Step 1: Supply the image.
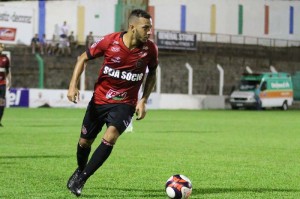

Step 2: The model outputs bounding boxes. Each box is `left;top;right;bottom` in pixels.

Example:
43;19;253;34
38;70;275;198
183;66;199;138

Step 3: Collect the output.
70;104;135;196
67;100;104;194
77;126;119;181
0;85;6;126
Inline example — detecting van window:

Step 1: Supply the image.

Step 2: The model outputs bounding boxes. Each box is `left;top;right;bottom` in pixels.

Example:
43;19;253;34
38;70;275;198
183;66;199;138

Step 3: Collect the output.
261;81;267;91
239;80;260;91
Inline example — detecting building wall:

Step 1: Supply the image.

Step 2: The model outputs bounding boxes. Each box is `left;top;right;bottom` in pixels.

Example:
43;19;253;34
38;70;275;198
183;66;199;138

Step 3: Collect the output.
1;0;300;45
150;0;300;40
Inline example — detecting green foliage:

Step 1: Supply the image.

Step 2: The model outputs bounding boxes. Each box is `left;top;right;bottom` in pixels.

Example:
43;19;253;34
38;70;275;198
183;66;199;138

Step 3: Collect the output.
0;108;300;198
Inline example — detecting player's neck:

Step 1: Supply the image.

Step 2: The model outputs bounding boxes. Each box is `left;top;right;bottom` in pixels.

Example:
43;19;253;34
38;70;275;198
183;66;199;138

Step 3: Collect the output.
123;32;141;50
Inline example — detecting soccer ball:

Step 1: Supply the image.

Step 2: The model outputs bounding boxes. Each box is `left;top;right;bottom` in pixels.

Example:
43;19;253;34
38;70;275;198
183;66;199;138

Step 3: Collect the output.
165;174;192;199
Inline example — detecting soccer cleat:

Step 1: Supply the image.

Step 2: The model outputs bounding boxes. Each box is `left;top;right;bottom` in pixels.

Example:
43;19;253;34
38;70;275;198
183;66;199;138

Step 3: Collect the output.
67;168;82;190
69;177;86;197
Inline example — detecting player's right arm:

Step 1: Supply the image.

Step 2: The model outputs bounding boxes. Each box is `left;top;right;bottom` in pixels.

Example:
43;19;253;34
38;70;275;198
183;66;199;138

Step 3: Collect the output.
67;52;88;103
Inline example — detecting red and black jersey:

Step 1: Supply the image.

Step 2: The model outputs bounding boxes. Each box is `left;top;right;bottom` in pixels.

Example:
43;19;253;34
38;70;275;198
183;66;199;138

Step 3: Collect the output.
0;54;10;85
87;32;158;106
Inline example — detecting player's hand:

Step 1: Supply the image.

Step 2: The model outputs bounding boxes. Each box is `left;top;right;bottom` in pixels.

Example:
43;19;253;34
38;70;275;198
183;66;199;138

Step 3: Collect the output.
135;99;147;120
67;87;79;104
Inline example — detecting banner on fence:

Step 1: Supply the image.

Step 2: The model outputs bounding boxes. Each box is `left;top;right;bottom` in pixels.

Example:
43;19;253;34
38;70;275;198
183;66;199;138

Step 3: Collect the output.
8;88;29;107
0;6;34;45
156;31;197;50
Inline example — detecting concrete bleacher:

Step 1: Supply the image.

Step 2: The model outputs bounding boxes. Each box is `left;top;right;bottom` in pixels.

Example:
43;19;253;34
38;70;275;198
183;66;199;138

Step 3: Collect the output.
7;42;300;97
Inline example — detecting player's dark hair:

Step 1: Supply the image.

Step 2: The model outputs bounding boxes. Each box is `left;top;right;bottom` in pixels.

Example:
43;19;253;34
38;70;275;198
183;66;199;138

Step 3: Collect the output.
129;9;151;20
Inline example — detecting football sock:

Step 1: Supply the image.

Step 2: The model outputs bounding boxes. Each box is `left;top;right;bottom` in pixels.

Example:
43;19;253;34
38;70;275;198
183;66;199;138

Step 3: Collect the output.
0;105;4;123
80;139;114;181
77;143;91;171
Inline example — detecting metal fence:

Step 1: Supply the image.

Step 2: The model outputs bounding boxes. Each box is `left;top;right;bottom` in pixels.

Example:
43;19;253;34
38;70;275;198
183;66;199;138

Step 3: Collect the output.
154;30;300;48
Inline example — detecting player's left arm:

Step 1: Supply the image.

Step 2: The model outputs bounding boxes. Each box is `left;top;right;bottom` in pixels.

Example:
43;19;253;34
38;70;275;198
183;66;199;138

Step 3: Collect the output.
6;70;11;89
135;67;157;120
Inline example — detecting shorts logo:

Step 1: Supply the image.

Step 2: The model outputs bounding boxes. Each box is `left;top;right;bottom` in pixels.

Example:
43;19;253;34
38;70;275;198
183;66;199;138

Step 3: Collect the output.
81;125;87;134
123;120;130;128
106;89;127;100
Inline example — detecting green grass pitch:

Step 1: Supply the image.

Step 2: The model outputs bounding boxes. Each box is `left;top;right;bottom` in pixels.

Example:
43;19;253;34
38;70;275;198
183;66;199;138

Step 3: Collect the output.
0;108;300;198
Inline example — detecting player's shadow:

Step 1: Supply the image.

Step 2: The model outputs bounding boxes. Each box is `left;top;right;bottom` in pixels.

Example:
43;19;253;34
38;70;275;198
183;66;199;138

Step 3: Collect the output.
193;187;300;195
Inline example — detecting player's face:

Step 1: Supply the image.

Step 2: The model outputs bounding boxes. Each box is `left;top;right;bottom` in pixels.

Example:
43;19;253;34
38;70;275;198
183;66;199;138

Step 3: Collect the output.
134;17;152;43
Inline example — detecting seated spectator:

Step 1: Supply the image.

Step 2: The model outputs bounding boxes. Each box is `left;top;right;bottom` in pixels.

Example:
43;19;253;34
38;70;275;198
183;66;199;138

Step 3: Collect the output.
45;34;56;55
57;38;71;56
31;33;42;54
85;31;94;48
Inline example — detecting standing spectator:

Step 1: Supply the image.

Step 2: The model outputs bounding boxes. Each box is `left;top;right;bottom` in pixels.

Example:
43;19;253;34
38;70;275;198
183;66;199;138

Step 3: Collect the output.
68;31;78;50
60;21;69;40
66;9;157;196
254;84;261;110
0;43;11;127
31;33;41;54
58;21;71;56
85;31;94;48
39;34;48;55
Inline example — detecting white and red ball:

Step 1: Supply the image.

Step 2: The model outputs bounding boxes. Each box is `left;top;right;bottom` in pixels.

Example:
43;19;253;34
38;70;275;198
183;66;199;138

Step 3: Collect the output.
165;174;192;199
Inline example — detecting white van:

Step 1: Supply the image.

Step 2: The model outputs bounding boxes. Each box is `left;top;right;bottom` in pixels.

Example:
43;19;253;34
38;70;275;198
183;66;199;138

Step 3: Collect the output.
230;72;293;110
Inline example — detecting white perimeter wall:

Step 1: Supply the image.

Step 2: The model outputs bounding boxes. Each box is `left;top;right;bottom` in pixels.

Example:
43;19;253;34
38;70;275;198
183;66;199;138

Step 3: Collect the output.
1;0;300;43
7;89;225;109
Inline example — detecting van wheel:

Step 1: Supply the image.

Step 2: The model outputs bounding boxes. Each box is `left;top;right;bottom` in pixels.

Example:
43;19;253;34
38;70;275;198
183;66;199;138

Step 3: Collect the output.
281;101;288;111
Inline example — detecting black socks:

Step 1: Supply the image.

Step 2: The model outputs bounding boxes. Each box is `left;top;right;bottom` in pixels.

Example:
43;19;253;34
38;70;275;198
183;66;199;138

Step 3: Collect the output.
77;143;91;171
0;105;4;123
80;139;114;181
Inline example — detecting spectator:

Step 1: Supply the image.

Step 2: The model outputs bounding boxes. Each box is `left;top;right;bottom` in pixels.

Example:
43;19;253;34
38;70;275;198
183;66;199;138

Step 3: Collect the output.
31;33;41;54
39;34;48;55
60;21;69;39
254;84;261;110
57;21;71;56
68;31;78;49
85;31;94;48
46;34;58;55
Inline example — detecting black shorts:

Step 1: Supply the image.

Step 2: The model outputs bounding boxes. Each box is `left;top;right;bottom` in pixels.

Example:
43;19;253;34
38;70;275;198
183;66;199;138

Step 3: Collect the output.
80;100;135;140
0;85;6;107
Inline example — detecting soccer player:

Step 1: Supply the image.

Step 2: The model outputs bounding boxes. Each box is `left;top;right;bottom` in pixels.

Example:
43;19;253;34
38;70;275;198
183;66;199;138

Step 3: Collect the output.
0;43;11;127
66;9;158;196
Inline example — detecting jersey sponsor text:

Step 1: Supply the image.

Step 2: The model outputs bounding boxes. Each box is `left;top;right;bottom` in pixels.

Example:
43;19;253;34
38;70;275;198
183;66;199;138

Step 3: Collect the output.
103;66;143;82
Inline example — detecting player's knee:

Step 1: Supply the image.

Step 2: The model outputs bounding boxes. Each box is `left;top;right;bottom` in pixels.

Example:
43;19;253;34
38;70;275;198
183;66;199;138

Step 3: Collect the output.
78;138;93;148
103;126;120;144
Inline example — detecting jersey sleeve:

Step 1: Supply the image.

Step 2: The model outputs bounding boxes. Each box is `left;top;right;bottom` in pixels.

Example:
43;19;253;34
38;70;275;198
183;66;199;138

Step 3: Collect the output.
6;56;10;73
86;36;109;59
147;43;158;71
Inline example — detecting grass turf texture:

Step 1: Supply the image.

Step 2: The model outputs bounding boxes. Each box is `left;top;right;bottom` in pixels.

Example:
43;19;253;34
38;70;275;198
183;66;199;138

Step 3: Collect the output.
0;108;299;199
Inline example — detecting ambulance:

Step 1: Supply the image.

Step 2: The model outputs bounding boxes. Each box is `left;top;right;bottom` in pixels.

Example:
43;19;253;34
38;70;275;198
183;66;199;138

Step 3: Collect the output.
230;72;293;110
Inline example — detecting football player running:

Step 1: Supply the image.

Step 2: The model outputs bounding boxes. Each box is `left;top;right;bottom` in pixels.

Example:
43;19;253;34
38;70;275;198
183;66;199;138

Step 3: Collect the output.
67;9;158;196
